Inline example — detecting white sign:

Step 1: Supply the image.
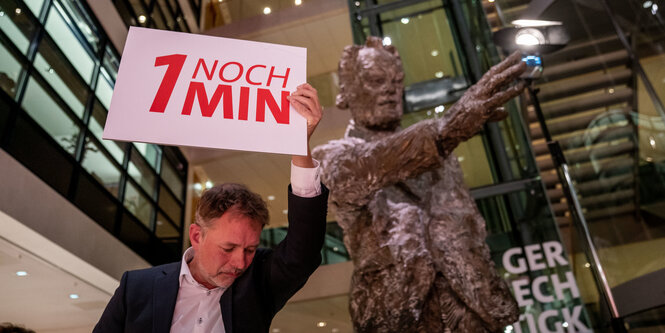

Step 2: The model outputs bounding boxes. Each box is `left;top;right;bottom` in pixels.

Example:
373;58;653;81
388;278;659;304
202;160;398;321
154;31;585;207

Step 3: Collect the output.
103;27;308;155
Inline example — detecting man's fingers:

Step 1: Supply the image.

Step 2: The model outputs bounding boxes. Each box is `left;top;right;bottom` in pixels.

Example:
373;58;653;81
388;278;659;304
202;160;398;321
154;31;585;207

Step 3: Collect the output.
291;87;322;114
288;95;319;117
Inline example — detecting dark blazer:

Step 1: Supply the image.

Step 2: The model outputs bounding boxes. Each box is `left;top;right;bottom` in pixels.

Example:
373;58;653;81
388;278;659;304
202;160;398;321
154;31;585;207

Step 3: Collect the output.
94;185;329;333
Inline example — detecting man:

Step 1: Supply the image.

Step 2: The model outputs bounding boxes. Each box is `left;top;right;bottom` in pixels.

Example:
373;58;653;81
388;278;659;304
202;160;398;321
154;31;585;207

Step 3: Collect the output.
312;37;525;331
94;83;327;332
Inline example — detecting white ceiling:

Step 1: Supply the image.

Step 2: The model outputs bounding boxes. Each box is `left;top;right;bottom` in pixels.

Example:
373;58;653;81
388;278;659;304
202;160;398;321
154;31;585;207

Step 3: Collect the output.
0;236;110;333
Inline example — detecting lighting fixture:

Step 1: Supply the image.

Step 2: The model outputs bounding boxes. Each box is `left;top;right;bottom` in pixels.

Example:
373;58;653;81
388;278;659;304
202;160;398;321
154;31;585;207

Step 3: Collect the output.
263;7;271;15
138;15;147;24
354;1;360;7
401;17;409;24
511;19;562;27
332;329;339;333
382;36;392;46
272;329;280;333
434;105;445;113
15;8;22;14
205;180;213;189
584;263;590;268
515;28;545;46
193;183;202;191
652;4;659;15
431;50;439;56
650;136;656;148
267;195;276;201
562;322;569;328
317;321;327;327
282;209;288;214
0;11;5;17
434;71;444;78
644;0;653;8
295;0;302;5
16;271;28;277
69;294;80;299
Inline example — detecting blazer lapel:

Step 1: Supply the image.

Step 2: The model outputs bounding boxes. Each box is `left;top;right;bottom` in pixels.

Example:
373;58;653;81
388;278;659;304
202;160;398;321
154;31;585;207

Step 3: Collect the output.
153;263;180;333
220;285;233;333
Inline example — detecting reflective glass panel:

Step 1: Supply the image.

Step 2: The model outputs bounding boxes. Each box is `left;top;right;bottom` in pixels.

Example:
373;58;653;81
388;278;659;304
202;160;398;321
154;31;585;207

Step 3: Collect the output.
0;0;38;53
44;3;95;83
96;66;113;110
161;158;183;201
0;40;22;98
156;212;179;238
22;0;43;17
129;147;156;197
34;46;87;118
58;0;101;52
21;76;80;155
159;185;181;226
124;181;153;229
89;101;125;163
380;3;464;85
81;135;121;197
134;142;161;169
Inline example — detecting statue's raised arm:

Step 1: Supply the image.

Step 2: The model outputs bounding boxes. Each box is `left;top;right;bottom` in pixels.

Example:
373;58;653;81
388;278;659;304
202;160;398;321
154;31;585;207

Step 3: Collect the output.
313;37;525;206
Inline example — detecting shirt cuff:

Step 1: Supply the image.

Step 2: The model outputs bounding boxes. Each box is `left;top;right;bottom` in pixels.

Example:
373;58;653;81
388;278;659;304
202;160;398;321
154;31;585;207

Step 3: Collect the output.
291;159;321;198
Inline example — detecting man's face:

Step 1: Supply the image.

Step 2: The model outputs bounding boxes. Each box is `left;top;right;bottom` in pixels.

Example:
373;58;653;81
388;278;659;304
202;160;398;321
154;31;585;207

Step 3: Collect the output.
347;47;405;130
189;211;262;289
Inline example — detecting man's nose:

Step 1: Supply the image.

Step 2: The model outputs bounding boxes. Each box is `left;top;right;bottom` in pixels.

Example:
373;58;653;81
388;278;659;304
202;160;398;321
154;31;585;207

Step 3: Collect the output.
229;250;246;270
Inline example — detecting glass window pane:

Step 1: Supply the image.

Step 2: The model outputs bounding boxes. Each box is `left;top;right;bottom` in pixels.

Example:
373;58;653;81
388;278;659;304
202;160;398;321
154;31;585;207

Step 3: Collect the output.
102;45;119;82
0;0;38;53
0;40;22;98
57;0;101;52
96;67;113;110
44;4;95;83
159;185;181;226
129;148;156;197
81;135;121;197
134;142;161;169
124;181;153;229
156;212;179;238
380;5;465;85
23;0;43;17
33;49;86;118
89;101;126;163
21;76;80;155
161;158;183;201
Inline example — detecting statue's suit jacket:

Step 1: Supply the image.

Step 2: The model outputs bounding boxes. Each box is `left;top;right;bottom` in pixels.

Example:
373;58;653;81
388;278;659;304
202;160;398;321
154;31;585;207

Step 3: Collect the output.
93;185;329;333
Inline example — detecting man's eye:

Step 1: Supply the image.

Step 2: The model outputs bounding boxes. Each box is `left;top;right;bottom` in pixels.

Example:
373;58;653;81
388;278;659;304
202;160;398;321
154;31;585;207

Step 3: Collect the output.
245;248;256;254
222;248;233;253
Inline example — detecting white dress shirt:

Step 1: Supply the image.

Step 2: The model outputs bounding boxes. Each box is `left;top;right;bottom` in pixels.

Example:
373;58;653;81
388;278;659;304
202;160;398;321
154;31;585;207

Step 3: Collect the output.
169;160;321;333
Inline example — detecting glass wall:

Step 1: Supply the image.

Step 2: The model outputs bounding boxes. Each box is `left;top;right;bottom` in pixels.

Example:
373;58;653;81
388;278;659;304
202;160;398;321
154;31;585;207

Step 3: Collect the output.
0;0;188;265
112;0;191;32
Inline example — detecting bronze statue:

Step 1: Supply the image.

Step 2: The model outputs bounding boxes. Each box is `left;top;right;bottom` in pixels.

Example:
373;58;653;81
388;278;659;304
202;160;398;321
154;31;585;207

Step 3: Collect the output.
312;37;526;332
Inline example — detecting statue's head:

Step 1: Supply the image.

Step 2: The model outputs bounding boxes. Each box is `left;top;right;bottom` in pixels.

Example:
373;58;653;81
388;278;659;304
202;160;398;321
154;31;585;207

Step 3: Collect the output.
336;36;404;131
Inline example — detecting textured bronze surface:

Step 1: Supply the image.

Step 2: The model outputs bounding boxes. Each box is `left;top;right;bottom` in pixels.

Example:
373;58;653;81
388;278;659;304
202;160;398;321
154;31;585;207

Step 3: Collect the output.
313;37;526;332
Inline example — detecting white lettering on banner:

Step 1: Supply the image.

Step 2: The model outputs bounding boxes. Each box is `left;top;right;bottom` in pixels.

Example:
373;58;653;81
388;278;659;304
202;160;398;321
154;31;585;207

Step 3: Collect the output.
502;241;593;333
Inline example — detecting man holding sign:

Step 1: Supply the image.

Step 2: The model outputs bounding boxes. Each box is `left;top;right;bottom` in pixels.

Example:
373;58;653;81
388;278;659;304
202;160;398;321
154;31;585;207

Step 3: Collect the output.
94;83;327;333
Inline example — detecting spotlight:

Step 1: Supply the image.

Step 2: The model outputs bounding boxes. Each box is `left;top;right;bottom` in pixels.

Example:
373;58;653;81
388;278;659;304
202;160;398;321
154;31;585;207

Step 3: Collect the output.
382;36;392;46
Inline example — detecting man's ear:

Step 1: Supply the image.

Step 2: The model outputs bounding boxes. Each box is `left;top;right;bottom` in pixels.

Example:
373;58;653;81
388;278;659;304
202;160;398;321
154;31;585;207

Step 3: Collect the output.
190;223;202;250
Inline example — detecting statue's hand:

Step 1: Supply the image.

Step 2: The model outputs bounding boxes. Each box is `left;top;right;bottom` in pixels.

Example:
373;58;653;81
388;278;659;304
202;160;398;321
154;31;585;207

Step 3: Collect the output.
443;51;526;137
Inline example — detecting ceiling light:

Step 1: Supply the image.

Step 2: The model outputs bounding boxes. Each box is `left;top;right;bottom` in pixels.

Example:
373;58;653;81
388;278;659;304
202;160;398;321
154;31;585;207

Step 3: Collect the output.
650;136;656;148
282;209;288;214
382;36;392;46
431;50;439;56
584;262;590;268
138;15;147;23
317;321;327;327
354;1;360;7
511;19;562;27
652;4;658;14
333;247;339;251
435;105;445;113
515;28;545;46
435;71;444;78
193;183;202;191
401;17;409;24
47;67;54;74
69;294;80;299
205;180;213;189
646;156;654;162
562;322;569;328
332;329;339;333
272;329;280;333
267;195;275;201
218;0;223;2
156;220;163;226
295;0;302;5
263;7;271;15
644;1;653;8
504;325;513;333
15;8;22;14
0;11;5;17
16;271;28;277
488;0;494;2
426;110;432;116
